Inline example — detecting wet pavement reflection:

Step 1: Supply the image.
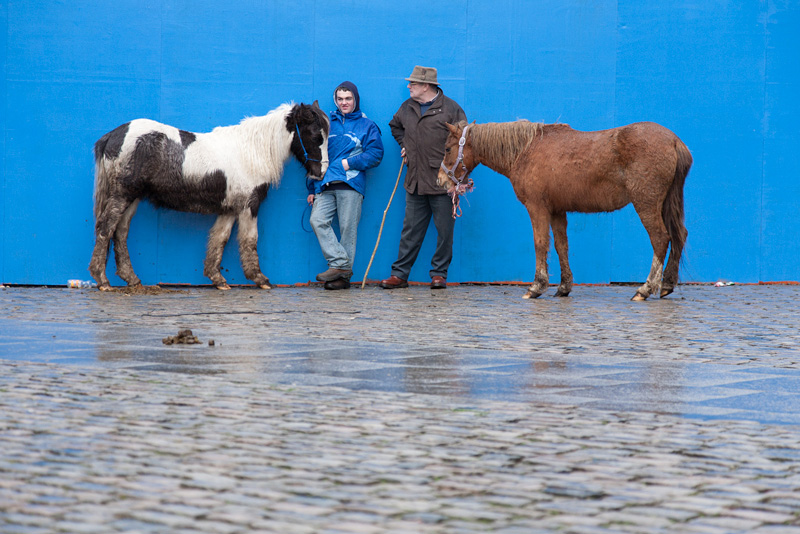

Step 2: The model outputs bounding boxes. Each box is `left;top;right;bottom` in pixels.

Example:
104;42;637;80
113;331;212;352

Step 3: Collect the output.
2;284;799;424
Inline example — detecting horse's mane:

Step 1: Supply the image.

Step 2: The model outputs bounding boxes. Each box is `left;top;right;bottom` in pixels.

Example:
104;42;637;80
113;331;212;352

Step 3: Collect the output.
469;120;544;172
231;103;296;183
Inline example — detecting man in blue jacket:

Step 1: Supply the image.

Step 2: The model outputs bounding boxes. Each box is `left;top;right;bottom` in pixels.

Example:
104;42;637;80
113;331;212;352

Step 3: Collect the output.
308;81;384;290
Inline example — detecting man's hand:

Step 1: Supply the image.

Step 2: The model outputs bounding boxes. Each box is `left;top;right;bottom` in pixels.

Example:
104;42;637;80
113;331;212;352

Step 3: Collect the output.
307;194;315;205
342;159;349;171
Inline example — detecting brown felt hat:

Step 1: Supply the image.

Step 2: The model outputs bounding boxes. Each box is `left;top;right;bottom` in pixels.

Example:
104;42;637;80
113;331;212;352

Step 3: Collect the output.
405;65;439;86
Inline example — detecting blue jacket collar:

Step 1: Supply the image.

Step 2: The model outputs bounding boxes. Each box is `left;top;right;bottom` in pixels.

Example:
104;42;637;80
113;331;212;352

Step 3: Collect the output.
331;109;365;121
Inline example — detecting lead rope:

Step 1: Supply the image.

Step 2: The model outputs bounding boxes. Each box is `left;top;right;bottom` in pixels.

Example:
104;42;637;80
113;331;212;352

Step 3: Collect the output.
298;122;322;233
301;177;315;233
449;179;474;218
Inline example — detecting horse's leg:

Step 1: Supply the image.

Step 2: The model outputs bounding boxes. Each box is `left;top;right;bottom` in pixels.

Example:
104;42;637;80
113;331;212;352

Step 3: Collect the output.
661;243;684;297
89;196;132;291
631;204;671;301
550;211;572;297
661;221;688;298
112;199;142;287
634;253;665;302
236;210;272;289
661;145;691;297
204;214;235;290
523;205;551;299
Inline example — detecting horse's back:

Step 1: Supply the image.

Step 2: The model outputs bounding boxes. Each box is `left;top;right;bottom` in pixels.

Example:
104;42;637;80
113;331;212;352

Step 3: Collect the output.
558;121;680;142
94;121;131;162
125;119;185;157
611;122;687;175
553;121;684;173
616;121;681;144
516;121;686;213
95;119;186;162
626;122;692;169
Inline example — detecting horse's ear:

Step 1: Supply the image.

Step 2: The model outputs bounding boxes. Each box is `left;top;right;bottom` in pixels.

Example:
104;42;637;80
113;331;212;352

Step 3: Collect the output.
311;100;320;110
297;102;314;121
446;123;460;135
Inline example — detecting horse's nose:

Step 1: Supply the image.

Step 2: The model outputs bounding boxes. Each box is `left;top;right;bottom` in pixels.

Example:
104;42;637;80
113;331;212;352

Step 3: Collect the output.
437;168;451;191
319;138;329;178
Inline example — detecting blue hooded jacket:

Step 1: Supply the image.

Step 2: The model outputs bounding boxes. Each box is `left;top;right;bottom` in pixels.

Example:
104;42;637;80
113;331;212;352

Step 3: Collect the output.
307;81;384;197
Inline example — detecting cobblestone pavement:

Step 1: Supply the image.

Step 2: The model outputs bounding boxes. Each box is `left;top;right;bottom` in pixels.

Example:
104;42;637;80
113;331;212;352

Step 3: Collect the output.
2;284;800;532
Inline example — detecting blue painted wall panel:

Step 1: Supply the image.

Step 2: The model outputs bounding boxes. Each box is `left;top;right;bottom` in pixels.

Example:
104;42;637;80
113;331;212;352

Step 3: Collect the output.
614;1;769;283
0;1;6;282
457;0;620;284
1;1;798;286
4;128;94;283
761;0;800;282
6;1;162;83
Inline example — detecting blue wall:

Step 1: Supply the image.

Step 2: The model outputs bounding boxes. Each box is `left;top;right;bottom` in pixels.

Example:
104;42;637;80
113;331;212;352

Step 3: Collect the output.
1;1;798;286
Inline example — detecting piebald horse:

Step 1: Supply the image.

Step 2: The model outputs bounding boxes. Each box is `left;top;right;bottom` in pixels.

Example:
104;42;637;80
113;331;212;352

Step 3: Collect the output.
90;102;329;290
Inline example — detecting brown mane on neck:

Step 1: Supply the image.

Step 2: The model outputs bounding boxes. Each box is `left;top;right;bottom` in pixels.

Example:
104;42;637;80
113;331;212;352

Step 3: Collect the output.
469;120;544;173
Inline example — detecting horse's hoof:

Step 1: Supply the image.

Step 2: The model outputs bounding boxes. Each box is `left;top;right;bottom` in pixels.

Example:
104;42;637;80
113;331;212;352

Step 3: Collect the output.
631;292;648;301
215;283;231;291
98;284;112;292
254;276;273;289
554;290;571;297
522;290;542;299
660;287;674;298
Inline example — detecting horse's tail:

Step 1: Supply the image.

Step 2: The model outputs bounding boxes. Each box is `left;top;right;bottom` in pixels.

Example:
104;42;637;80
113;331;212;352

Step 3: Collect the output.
92;133;114;223
661;138;692;288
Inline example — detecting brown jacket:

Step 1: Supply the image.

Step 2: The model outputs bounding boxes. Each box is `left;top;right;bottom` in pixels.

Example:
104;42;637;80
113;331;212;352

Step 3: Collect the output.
389;90;467;195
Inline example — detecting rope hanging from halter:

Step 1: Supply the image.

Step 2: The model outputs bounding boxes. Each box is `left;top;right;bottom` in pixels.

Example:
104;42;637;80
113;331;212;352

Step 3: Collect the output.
440;124;474;218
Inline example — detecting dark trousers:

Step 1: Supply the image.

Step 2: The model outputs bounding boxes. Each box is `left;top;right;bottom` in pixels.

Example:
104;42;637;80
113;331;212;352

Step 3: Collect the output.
391;192;455;280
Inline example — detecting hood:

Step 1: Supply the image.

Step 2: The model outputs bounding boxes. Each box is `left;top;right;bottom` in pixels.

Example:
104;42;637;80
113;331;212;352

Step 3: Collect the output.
333;81;360;113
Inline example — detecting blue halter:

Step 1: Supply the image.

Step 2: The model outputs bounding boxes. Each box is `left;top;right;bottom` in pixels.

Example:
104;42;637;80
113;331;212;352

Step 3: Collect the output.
295;123;321;163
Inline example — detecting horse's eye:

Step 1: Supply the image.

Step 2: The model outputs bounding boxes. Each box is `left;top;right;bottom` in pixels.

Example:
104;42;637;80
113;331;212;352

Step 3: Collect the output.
445;147;451;153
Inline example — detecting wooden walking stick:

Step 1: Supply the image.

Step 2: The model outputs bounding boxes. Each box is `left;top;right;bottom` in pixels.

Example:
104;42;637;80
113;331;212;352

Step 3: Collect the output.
361;160;405;289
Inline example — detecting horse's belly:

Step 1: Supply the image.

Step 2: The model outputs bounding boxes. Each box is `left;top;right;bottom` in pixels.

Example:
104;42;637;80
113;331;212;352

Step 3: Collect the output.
145;169;229;215
572;190;629;213
551;179;629;213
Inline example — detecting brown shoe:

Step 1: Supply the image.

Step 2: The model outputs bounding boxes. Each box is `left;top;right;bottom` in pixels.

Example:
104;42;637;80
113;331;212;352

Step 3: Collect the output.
316;268;352;282
379;275;408;289
431;276;447;289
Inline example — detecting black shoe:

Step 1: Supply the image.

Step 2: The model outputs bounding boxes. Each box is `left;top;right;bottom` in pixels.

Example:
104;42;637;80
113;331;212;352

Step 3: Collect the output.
324;278;351;290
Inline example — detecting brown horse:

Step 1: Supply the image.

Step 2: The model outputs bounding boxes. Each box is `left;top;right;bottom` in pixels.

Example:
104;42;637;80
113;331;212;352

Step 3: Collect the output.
438;120;691;301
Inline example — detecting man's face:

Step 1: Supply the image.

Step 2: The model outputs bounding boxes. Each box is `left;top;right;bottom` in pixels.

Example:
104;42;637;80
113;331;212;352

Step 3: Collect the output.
336;90;355;114
408;82;430;103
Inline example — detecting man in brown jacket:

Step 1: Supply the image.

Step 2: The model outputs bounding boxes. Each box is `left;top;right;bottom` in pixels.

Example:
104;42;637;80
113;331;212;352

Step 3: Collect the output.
380;66;467;290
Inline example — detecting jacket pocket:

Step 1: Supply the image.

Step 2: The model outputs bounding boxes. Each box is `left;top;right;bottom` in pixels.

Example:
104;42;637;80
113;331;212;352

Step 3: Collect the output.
429;157;444;169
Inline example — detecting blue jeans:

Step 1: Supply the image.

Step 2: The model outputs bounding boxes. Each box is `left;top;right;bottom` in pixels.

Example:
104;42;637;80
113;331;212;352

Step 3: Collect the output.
310;188;363;272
